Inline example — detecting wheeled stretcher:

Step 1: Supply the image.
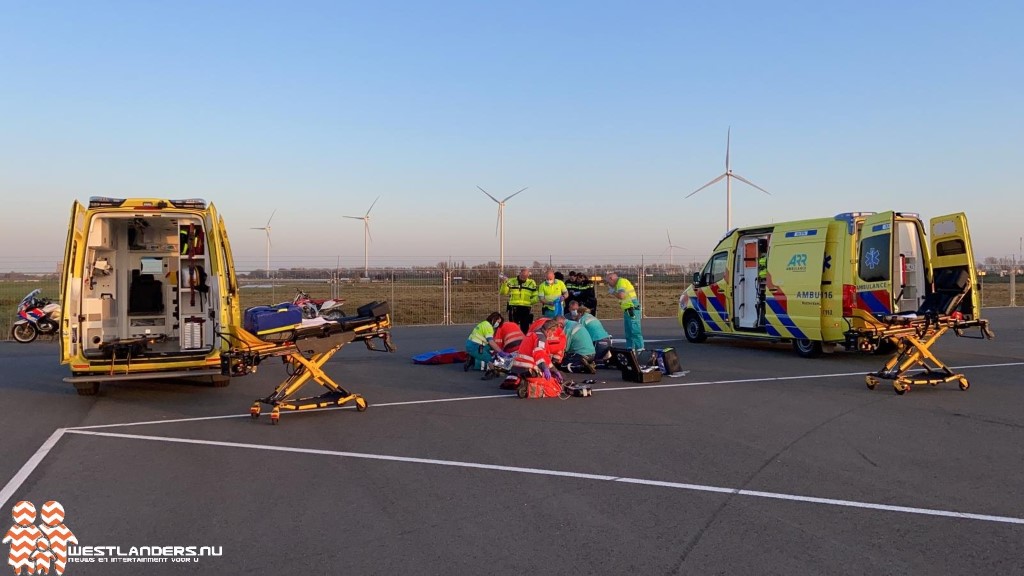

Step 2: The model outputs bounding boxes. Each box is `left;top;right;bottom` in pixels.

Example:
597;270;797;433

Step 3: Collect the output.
221;301;396;424
853;270;994;395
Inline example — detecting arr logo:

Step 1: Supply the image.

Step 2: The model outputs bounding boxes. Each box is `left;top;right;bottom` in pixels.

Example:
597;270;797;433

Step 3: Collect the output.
3;501;77;576
786;254;808;271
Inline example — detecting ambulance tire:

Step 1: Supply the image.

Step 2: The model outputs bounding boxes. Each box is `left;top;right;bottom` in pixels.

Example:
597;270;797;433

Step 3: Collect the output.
683;312;707;343
74;381;100;396
793;339;823;358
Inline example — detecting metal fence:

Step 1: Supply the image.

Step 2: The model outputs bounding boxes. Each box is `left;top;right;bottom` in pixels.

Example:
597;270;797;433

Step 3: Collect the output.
3;267;1022;341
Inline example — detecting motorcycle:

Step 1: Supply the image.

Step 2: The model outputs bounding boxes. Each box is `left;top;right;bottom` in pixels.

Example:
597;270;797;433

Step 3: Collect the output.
292;289;346;320
12;289;62;343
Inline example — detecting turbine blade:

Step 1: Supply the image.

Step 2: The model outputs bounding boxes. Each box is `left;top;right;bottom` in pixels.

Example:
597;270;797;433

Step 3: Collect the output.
503;187;528;202
365;222;373;243
477;186;500;203
666;229;672;245
495;209;500;237
731;173;771;195
366;196;380;216
343;215;363;220
250;227;265;230
725;127;731;171
266;209;276;227
684;173;727;198
265;230;272;248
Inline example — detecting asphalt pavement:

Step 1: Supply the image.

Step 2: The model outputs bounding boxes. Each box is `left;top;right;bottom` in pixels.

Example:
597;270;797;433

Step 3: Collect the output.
2;309;1023;575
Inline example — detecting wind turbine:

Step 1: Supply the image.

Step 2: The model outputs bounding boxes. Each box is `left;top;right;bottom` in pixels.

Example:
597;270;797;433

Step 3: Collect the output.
478;186;527;273
685;128;770;232
663;229;685;267
344;196;379;278
250;210;275;280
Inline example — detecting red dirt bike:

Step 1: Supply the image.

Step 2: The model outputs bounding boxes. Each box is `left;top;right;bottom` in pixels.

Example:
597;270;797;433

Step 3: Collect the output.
292;289;346;320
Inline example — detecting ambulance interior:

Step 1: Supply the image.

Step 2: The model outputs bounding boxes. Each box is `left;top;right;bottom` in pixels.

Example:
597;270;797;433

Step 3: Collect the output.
79;214;217;357
733;233;771;331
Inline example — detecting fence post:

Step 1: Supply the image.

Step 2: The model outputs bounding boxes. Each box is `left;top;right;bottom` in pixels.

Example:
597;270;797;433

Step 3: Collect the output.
1011;258;1017;307
390;270;396;323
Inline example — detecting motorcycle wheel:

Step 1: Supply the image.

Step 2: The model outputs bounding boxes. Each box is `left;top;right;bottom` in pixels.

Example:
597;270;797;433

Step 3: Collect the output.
12;323;38;343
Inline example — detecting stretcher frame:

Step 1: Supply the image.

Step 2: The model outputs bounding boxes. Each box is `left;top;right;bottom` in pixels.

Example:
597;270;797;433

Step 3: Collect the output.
861;312;994;395
221;307;396;424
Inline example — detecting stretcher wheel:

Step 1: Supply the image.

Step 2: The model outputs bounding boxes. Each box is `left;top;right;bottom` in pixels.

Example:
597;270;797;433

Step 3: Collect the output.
355;397;368;412
517;382;529;399
865;376;878;390
958;377;970;391
250;403;261;419
270;408;280;425
894;382;908;395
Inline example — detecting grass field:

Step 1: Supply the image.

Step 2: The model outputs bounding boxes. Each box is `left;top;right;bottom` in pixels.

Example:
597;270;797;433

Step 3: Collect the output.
2;276;1022;341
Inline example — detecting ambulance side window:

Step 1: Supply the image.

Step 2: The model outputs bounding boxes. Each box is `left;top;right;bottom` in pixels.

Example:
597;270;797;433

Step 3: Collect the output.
858;234;891;282
701;252;728;285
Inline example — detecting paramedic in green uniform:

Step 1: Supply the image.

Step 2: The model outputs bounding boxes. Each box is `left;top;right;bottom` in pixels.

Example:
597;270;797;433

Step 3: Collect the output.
465;312;510;371
605;271;643;350
537;268;568;318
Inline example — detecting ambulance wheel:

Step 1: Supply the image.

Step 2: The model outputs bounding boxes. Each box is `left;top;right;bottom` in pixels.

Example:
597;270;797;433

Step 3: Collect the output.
74;381;100;396
793;339;823;358
209;375;231;388
355;397;368;411
958;377;970;391
683;312;707;343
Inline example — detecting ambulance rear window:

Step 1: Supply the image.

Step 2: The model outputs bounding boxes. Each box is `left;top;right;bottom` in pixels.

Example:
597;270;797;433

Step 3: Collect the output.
858;234;890;282
936;239;966;256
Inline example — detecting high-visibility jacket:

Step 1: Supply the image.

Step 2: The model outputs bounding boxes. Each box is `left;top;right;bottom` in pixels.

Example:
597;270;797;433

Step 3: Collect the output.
758;254;767;280
537;279;568;312
512;330;552;374
563;320;596;356
579;313;610;341
493;322;525;351
529;318;565;360
613;277;639;311
468;320;495;346
500;276;539;307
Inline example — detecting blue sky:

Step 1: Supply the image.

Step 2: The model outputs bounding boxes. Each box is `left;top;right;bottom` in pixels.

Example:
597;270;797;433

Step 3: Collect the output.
1;0;1021;272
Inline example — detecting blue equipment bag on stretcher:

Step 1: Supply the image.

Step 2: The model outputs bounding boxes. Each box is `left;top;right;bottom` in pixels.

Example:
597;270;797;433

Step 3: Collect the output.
244;303;303;337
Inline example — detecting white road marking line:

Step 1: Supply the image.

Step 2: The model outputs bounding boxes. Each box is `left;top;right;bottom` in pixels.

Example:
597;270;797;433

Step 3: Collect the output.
63;429;1024;526
65;361;1024;431
0;428;66;508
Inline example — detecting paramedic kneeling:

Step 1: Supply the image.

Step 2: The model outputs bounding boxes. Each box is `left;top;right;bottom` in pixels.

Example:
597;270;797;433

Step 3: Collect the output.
605;271;643;351
511;319;563;398
466;312;510;371
493;318;525;353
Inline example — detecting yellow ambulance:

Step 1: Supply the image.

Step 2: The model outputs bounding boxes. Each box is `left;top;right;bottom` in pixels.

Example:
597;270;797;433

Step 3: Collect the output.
60;197;241;394
677;211;979;357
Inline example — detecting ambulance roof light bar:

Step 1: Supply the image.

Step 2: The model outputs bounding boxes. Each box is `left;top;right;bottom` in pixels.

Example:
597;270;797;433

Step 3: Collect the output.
88;197;127;208
170;198;208;209
834;212;877;235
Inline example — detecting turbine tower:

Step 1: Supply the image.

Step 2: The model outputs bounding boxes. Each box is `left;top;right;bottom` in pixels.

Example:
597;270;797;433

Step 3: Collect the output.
663;229;685;267
478;186;527;273
344;196;380;278
250;210;275;280
685;128;770;232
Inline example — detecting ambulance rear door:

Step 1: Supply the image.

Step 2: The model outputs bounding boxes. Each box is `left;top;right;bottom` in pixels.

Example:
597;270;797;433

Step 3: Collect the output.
210;203;241;339
60;201;86;364
855;211;895;318
929;213;980;320
763;224;828;342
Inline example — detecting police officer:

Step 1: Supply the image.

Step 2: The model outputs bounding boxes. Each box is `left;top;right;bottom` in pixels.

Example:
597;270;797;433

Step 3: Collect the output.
604;271;643;351
500;268;538;333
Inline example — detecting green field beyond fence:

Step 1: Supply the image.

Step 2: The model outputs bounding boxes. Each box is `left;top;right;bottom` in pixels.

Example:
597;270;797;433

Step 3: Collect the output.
2;272;1022;341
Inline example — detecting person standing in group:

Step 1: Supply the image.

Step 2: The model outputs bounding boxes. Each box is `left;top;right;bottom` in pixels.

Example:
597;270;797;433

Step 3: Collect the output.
537;268;568;319
500;268;538;333
575;272;598;315
605;271;643;351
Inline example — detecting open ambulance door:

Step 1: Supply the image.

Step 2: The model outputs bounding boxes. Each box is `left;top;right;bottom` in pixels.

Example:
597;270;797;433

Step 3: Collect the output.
763;226;827;342
855;211;895;318
209;203;241;344
60;201;86;364
929;213;980;320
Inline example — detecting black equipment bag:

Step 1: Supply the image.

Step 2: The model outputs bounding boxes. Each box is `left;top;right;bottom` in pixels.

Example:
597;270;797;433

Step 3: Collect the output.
612;347;662;383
